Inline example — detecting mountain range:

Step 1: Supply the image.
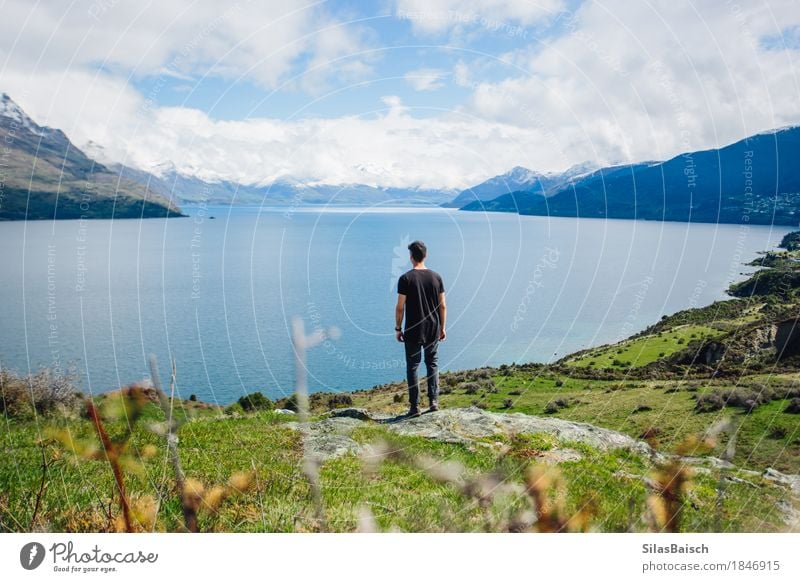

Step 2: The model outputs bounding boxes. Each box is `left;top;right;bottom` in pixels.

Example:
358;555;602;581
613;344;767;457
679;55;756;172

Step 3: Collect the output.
445;162;599;208
3;91;798;226
458;128;800;226
101;158;456;207
0;93;182;221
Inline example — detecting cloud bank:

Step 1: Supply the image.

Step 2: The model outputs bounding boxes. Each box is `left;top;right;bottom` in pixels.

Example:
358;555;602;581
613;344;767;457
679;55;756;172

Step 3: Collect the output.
1;0;799;190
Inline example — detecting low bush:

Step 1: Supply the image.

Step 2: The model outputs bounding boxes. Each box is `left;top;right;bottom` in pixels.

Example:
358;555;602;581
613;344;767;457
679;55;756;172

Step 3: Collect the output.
237;391;274;412
0;368;82;418
327;393;353;408
695;392;724;413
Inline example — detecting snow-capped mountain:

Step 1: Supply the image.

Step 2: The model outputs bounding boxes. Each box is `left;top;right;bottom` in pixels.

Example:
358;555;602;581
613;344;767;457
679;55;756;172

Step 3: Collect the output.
0;93;182;220
447;162;599;208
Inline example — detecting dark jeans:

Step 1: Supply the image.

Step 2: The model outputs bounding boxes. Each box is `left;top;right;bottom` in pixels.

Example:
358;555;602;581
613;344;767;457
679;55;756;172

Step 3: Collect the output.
404;339;439;410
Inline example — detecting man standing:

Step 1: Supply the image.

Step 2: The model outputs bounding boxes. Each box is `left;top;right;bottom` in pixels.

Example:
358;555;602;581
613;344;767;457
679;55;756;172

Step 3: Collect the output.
395;240;447;417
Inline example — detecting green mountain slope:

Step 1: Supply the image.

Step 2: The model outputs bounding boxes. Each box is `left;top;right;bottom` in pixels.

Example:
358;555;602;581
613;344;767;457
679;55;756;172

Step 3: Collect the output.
0;93;183;220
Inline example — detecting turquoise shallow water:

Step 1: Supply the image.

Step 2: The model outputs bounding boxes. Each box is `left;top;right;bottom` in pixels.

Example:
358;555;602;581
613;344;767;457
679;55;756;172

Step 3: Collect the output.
0;205;789;404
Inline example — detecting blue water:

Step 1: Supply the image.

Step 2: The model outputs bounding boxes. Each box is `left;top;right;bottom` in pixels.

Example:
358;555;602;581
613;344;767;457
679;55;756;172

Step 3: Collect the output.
0;205;790;405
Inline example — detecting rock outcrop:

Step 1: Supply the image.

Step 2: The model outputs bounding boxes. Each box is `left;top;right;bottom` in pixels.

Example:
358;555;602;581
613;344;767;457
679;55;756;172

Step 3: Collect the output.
288;406;654;461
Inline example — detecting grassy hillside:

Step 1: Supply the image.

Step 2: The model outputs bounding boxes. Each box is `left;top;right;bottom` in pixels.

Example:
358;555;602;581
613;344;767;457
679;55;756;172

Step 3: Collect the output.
0;397;791;533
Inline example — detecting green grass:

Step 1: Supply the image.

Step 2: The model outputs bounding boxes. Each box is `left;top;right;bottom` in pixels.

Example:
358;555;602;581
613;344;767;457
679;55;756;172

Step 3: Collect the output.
345;370;800;475
0;400;791;532
564;325;724;369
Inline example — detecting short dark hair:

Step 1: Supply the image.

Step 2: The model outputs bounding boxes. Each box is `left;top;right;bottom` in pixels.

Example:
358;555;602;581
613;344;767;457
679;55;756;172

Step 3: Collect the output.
408;240;427;262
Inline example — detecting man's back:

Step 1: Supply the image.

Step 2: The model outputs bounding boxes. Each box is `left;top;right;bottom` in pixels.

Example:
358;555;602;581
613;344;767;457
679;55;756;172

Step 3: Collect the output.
397;268;445;344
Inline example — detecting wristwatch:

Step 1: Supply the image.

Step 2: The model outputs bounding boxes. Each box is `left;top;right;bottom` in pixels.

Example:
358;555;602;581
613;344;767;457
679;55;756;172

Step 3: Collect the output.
395;326;402;332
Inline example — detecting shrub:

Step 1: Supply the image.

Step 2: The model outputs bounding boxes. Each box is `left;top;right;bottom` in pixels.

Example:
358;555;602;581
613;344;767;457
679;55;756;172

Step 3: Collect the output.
0;367;82;418
327;393;353;408
769;426;788;439
445;375;460;387
393;393;405;403
277;394;299;412
639;426;662;440
189;394;197;402
224;402;244;416
785;398;800;414
460;382;481;395
508;390;522;396
718;388;765;411
502;399;513;409
554;379;564;388
544;401;559;414
633;403;653;413
695;393;724;412
237;391;273;412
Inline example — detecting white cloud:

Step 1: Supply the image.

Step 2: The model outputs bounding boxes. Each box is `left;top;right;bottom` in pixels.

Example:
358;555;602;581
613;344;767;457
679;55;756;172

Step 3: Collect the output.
0;0;370;89
3;0;800;193
101;98;562;190
404;68;448;91
395;0;564;34
462;0;800;167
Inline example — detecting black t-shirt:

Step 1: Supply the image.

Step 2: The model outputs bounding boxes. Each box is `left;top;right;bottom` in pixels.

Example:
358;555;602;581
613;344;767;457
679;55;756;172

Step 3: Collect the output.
397;268;445;344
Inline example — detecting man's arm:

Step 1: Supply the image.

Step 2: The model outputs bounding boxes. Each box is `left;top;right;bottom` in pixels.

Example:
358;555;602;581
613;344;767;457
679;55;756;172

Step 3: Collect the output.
438;292;447;341
395;294;406;342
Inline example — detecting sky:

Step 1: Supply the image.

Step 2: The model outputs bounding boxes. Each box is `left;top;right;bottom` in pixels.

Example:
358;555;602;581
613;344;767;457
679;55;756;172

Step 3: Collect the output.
1;0;799;190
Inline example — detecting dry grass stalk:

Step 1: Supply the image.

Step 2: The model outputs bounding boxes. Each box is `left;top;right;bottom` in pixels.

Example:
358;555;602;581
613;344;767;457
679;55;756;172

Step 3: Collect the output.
86;400;133;533
291;316;340;532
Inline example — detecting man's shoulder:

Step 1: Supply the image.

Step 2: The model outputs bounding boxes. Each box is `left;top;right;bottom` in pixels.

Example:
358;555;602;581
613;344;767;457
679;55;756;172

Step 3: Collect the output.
426;269;444;284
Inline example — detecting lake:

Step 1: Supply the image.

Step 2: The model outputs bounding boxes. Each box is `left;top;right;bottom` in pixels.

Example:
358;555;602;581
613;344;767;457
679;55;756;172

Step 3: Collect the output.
0;206;790;404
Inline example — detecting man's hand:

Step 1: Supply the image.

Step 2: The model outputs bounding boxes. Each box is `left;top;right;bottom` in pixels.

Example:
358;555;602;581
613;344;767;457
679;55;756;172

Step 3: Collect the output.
439;328;447;341
395;294;406;343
